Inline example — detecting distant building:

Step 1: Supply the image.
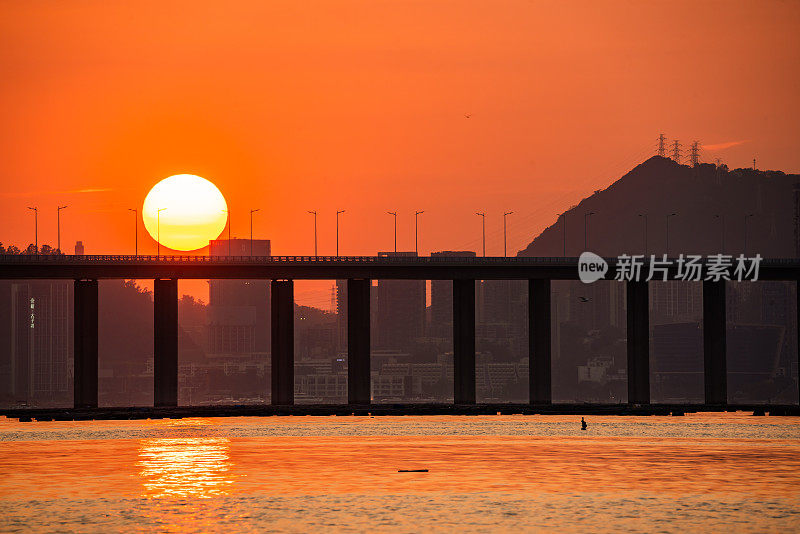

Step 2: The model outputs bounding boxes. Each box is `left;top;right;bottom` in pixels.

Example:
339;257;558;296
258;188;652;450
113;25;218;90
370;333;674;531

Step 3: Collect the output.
1;281;72;404
207;239;271;356
74;241;84;255
650;281;702;324
651;322;703;402
295;374;347;402
564;281;625;330
335;280;347;352
429;251;476;338
374;252;425;350
477;279;528;358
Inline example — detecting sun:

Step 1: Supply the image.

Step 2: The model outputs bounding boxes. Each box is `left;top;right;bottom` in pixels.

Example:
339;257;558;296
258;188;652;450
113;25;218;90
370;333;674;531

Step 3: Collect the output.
142;174;228;251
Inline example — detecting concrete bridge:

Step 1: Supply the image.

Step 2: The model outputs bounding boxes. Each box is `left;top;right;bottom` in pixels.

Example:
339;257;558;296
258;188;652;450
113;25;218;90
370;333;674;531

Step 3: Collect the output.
1;254;799;411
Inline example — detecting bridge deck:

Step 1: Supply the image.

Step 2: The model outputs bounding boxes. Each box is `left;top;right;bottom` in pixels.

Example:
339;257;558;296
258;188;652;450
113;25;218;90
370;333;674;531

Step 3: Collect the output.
1;254;799;280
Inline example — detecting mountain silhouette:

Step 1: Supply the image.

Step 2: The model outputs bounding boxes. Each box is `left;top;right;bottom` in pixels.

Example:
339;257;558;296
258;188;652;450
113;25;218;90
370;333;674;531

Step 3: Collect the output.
518;156;799;259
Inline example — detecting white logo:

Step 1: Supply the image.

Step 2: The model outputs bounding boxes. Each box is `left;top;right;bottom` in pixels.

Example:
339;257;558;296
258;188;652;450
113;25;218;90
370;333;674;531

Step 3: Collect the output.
578;252;608;284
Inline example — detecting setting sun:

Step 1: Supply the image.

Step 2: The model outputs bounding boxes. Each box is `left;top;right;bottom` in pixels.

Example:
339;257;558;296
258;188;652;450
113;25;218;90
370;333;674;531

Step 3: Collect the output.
142;174;227;251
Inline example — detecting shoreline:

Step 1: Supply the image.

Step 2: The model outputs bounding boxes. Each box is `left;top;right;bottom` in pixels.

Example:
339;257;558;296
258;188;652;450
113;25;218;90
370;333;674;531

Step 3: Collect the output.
2;403;799;421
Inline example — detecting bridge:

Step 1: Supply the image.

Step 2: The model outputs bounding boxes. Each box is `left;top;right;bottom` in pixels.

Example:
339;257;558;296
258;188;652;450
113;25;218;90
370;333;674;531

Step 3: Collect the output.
1;254;799;415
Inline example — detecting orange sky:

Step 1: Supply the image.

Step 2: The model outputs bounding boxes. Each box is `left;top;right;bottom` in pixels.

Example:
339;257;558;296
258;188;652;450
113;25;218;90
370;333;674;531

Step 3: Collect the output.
1;1;799;305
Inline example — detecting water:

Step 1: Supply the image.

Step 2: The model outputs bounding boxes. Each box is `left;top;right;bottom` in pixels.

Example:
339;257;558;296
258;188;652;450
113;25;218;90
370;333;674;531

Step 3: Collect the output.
1;412;799;532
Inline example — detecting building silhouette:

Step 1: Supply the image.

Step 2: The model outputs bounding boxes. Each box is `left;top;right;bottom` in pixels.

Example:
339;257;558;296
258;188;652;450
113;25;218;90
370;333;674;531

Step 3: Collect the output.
374;252;426;351
207;239;271;355
429;251;476;338
0;280;71;405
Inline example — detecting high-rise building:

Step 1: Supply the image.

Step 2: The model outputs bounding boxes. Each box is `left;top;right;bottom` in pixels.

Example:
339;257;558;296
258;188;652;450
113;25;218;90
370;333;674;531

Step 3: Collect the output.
477;279;527;356
651;321;704;401
429;251;476;338
335;280;347;352
565;281;626;330
374;252;426;350
2;280;72;404
207;239;271;356
650;281;702;324
74;241;84;255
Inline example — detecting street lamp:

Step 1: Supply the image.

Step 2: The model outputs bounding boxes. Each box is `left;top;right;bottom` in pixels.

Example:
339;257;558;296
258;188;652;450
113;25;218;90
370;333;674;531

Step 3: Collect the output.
476;212;486;257
336;210;345;256
387;212;397;253
27;207;38;252
157;208;167;257
308;210;317;256
584;212;595;250
57;205;68;253
638;214;648;255
666;213;677;256
503;211;513;257
250;209;260;256
128;208;138;256
415;210;424;256
744;213;755;254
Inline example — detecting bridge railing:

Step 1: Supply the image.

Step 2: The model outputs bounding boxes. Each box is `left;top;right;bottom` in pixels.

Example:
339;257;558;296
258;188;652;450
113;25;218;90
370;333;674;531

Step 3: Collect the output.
0;254;581;265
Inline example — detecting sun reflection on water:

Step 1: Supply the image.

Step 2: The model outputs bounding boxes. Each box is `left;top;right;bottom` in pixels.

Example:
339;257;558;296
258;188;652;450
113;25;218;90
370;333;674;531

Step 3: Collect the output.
137;436;234;499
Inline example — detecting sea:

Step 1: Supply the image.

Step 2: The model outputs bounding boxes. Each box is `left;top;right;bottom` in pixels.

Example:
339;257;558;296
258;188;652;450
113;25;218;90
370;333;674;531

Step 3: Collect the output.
1;412;799;532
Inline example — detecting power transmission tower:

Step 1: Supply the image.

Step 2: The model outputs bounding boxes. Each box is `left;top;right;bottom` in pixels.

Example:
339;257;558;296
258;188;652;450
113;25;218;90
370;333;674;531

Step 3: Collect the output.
671;140;682;163
689;140;700;167
657;133;666;157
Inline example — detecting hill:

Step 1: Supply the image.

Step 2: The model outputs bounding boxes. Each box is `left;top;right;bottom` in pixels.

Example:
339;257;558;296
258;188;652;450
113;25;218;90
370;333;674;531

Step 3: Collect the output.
518;156;800;259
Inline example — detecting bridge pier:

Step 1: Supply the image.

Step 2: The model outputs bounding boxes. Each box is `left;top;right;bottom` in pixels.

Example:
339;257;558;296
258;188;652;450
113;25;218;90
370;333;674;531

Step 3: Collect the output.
703;281;727;405
529;279;551;404
154;278;178;407
348;278;371;404
627;281;650;404
453;279;476;404
73;280;98;409
271;279;294;405
797;280;800;406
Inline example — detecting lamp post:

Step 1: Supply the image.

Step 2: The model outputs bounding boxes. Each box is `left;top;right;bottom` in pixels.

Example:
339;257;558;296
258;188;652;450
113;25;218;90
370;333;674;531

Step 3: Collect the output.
57;205;68;253
336;210;345;256
157;208;167;257
415;210;424;255
666;213;677;256
714;214;725;253
476;212;486;257
308;210;317;256
128;208;138;256
584;211;595;250
503;211;513;257
250;209;260;256
744;213;755;254
387;212;397;253
638;214;648;255
27;207;38;252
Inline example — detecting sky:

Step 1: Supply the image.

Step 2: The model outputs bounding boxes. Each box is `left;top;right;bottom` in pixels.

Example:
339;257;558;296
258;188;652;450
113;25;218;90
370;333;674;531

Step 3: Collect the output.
1;0;798;306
